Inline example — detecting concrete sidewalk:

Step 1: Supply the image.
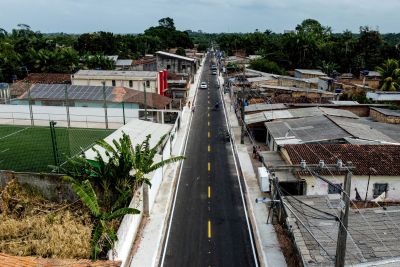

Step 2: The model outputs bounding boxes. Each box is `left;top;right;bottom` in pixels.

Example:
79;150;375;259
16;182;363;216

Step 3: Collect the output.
129;58;205;267
218;76;287;267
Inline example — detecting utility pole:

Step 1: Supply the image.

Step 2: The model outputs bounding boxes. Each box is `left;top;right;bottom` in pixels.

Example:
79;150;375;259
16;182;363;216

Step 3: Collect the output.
335;171;352;267
143;81;148;120
240;62;246;144
102;81;108;129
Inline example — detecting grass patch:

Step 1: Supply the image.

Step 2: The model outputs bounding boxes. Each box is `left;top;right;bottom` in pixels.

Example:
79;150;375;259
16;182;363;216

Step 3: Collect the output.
0;125;113;172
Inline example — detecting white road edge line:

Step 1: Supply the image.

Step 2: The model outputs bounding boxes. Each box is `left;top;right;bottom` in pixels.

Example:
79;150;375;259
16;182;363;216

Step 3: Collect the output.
159;55;205;267
0;127;29;140
218;74;259;267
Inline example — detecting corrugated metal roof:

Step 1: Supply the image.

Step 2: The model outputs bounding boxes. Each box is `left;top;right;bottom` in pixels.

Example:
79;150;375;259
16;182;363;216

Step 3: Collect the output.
266;116;352;143
329;100;359;105
329;116;397;143
294;69;326;76
115;59;133;66
85;119;173;160
319;107;359;118
245;112;266;124
156;51;196;62
245;103;286;113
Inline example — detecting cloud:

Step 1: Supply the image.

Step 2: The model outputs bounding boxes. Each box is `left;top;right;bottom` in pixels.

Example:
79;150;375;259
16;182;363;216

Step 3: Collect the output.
0;0;398;33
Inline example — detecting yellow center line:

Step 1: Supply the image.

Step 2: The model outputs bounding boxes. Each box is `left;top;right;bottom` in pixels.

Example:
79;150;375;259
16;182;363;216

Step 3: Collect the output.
208;220;212;239
208;145;211;152
208;162;211;172
208;121;210;127
208;186;211;198
208;131;211;138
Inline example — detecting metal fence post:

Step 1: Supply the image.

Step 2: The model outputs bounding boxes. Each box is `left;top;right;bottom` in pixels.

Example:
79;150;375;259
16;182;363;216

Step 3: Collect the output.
64;84;70;127
27;82;34;126
102;81;109;129
122;102;126;125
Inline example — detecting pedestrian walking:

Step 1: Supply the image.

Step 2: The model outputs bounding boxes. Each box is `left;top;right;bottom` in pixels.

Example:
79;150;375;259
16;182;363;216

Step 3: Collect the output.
192;105;195;113
188;101;191;108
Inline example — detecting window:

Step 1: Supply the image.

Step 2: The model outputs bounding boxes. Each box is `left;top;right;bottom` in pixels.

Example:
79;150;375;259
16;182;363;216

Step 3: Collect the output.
146;80;150;87
167;64;171;70
373;183;388;198
129;80;133;87
328;183;342;194
182;64;186;70
112;80;116;86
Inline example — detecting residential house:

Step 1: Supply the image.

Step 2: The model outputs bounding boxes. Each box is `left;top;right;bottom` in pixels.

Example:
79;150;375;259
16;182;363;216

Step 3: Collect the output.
367;91;400;103
130;57;157;71
14;84;172;109
71;70;160;94
156;51;198;76
280;144;400;201
115;59;133;70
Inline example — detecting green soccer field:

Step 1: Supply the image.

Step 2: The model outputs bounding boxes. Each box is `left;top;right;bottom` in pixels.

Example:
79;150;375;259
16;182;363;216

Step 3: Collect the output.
0;125;114;172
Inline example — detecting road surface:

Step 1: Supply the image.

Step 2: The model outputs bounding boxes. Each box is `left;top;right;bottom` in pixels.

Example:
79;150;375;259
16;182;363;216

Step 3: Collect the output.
160;53;257;267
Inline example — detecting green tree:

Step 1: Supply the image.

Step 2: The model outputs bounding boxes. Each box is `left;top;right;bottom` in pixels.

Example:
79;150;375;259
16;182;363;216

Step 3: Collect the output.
176;47;186;56
158;17;175;30
249;58;285;75
376;59;400;91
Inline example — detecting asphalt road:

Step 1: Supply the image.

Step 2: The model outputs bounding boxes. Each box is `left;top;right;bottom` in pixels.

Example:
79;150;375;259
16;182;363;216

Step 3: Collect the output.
161;53;257;267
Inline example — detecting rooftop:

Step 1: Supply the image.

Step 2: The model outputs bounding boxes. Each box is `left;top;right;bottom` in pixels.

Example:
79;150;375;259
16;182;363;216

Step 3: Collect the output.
156;51;196;62
283;144;400;176
19;73;71;84
245;103;287;113
73;70;158;78
18;84;172;109
371;107;400;117
265;115;352;144
294;69;327;76
115;59;133;66
329;116;397;143
85;119;173;160
283;194;400;267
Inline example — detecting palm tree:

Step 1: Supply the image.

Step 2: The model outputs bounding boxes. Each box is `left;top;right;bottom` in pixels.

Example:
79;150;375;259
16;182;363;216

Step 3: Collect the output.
376;59;400;91
65;177;139;260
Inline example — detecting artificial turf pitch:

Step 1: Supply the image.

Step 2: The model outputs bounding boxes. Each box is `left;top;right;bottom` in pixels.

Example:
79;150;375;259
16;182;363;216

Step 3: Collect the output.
0;125;114;172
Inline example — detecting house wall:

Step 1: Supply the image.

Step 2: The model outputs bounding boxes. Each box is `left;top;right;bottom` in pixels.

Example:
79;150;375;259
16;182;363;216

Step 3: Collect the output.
370;109;400;124
72;77;158;94
278;77;318;89
302;175;400;201
156;55;195;75
294;71;325;79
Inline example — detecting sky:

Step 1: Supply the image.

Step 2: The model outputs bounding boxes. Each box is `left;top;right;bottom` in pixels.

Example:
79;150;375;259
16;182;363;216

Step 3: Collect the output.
0;0;399;34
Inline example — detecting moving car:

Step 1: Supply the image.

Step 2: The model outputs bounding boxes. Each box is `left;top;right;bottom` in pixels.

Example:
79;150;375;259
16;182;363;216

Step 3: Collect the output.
212;70;217;75
200;82;207;89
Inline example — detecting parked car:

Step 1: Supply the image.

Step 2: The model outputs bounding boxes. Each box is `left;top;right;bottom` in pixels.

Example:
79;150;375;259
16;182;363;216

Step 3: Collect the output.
212;70;217;75
200;82;207;89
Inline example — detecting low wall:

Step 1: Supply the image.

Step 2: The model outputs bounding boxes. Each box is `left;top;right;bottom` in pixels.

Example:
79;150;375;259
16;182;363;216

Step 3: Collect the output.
370;109;400;124
0;170;76;203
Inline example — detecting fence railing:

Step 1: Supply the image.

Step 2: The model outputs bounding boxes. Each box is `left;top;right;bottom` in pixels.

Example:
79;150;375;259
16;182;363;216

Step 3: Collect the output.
0;104;179;129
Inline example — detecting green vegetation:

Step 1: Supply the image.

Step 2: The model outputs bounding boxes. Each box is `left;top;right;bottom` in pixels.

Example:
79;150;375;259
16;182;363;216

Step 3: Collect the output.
215;19;400;78
249;58;285;75
0;125;113;172
0;18;194;82
61;133;185;259
376;59;400;91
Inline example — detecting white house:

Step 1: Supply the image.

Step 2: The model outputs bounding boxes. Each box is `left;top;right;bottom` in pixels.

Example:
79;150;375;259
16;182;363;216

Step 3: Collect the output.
71;70;160;94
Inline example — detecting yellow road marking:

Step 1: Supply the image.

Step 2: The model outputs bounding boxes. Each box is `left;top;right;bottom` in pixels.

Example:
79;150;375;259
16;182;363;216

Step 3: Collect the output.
208;220;212;238
208;162;211;172
208;121;210;127
208;131;211;138
208;145;211;152
208;186;211;198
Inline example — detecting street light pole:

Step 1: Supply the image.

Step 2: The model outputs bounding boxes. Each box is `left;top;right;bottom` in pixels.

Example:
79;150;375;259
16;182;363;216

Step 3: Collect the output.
143;81;148;120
